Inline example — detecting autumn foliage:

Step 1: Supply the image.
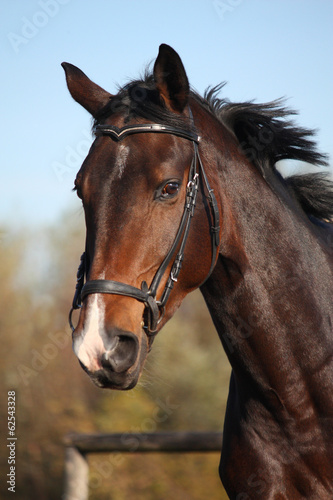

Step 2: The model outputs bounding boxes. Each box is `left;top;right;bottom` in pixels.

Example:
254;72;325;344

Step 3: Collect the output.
0;214;230;499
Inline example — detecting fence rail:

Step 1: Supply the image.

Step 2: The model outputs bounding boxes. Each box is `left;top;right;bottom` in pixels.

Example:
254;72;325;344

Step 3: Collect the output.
63;431;223;500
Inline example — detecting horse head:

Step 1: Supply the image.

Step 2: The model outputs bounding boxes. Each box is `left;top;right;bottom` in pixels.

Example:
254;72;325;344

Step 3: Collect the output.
63;45;221;389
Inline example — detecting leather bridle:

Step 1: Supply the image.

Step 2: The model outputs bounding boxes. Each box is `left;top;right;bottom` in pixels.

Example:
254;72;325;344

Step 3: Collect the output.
69;117;220;339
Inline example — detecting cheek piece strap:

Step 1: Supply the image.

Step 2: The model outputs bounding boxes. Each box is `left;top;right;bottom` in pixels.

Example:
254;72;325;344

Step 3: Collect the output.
69;119;220;340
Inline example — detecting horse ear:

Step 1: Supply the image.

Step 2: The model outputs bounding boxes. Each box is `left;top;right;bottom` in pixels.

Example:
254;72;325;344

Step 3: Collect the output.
153;44;189;113
62;62;112;117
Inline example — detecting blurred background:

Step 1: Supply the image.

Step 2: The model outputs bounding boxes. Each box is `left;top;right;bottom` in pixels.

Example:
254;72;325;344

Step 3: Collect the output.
1;1;332;498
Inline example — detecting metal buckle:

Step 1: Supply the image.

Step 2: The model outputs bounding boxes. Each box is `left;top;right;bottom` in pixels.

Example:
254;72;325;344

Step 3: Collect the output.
187;173;199;189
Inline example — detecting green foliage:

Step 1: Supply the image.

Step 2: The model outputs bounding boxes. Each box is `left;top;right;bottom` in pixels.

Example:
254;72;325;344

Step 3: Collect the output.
0;216;231;499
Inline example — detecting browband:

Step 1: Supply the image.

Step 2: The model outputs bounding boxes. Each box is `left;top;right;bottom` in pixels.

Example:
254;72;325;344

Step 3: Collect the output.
94;123;200;143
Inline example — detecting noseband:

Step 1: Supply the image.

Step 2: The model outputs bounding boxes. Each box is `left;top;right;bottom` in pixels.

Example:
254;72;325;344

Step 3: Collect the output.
69;117;220;339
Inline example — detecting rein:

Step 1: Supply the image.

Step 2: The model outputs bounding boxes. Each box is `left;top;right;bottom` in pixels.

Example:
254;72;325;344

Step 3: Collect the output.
69;118;220;339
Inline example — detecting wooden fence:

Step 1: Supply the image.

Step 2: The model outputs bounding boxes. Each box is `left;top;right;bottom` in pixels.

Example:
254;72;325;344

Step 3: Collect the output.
63;431;223;500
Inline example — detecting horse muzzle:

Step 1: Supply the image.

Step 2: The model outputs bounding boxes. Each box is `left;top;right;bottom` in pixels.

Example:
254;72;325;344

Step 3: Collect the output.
72;296;147;389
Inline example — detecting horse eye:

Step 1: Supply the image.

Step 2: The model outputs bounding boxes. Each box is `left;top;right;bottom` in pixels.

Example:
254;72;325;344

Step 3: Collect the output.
73;179;82;199
161;182;180;198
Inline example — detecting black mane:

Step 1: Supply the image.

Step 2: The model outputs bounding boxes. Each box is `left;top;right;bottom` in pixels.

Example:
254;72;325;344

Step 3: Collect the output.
94;72;333;222
200;85;333;221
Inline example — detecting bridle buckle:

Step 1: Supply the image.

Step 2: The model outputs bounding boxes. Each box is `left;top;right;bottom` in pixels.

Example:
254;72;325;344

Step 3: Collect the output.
187;172;199;189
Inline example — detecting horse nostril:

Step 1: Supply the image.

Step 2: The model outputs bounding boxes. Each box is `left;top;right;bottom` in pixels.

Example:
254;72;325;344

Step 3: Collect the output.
101;332;138;373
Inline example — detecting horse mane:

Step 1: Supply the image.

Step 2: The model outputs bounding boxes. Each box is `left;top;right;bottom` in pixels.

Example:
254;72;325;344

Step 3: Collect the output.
94;73;333;222
198;85;333;221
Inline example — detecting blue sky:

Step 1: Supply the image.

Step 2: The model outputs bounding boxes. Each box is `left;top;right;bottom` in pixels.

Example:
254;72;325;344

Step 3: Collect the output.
2;0;332;228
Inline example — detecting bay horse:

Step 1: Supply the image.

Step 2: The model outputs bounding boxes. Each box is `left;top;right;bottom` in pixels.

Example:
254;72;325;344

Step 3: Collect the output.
62;44;333;498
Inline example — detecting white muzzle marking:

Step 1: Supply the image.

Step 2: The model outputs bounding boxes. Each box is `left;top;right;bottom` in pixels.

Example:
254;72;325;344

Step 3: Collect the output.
74;294;106;372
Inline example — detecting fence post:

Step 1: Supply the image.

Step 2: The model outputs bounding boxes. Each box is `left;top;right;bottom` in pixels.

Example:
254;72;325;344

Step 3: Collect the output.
63;446;89;500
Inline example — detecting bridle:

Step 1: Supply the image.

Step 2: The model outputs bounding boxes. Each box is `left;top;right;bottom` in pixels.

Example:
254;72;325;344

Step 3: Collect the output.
69;119;220;338
69;116;221;340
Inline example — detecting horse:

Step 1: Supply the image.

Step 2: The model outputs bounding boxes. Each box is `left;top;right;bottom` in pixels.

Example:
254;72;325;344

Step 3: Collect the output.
62;44;333;498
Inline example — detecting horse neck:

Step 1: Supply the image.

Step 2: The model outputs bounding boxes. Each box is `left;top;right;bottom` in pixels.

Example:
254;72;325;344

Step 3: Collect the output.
198;119;333;409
